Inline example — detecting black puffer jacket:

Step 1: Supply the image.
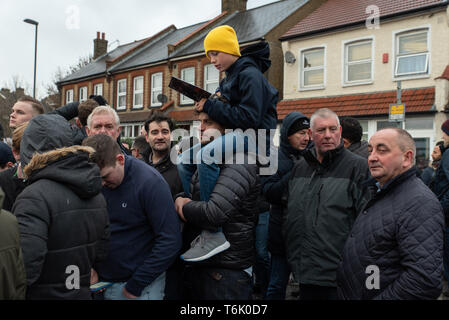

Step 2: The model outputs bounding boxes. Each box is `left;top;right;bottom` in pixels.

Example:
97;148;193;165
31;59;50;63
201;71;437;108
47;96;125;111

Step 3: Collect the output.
181;164;259;269
12;145;110;300
337;168;444;300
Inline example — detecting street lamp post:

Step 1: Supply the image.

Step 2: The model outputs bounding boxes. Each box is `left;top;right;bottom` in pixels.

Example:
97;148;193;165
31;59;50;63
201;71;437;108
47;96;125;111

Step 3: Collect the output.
24;18;39;99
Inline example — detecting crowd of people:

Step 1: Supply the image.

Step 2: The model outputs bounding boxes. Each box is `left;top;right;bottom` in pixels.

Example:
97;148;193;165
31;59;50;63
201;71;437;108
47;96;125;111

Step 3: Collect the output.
0;25;447;300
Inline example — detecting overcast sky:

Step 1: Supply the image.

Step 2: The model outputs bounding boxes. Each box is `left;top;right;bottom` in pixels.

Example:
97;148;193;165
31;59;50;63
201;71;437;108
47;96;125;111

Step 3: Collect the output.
0;0;276;99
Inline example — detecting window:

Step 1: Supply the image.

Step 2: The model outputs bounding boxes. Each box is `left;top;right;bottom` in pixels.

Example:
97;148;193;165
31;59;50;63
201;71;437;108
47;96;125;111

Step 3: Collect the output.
120;123;144;139
116;79;127;110
94;83;103;96
66;89;73;104
359;120;368;141
79;86;87;102
151;73;163;107
180;67;195;105
395;29;429;77
300;47;325;89
133;76;144;109
204;64;219;94
344;40;372;84
405;118;433;130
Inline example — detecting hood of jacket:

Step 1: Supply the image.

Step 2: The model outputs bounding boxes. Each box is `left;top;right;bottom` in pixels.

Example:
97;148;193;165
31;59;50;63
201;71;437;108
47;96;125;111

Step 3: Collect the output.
24;145;102;199
280;112;311;157
20;114;74;166
227;41;271;75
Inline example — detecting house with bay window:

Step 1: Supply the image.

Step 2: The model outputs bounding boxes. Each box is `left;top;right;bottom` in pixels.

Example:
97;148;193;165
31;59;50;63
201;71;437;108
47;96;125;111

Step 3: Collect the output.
279;0;449;164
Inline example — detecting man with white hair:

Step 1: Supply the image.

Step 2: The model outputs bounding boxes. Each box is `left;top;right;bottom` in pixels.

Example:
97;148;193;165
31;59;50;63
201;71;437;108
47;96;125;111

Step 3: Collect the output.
283;108;370;300
338;128;443;299
86;106;131;155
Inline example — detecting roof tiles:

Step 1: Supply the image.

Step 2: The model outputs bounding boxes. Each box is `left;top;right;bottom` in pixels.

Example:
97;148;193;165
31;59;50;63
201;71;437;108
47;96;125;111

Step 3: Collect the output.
282;0;446;39
276;88;435;119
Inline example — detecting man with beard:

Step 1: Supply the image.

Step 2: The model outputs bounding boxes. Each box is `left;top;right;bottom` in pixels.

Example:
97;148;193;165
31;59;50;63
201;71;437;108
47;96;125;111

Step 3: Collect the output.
144;113;183;197
143;112;183;299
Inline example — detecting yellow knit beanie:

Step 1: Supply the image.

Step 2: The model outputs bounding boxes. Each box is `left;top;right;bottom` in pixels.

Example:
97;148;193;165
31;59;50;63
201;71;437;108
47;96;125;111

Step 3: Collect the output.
204;25;241;59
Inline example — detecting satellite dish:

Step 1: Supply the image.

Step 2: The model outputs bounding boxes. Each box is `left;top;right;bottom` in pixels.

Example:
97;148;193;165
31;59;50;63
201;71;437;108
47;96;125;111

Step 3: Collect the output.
157;94;168;104
284;51;296;64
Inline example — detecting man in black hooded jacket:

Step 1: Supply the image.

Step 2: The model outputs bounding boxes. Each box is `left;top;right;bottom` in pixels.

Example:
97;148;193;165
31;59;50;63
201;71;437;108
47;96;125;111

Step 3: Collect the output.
262;112;311;300
12;114;109;299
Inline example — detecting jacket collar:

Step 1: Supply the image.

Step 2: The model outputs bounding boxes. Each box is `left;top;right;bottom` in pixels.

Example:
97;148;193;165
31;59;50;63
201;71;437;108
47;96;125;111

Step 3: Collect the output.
305;139;345;167
367;166;418;198
148;150;171;167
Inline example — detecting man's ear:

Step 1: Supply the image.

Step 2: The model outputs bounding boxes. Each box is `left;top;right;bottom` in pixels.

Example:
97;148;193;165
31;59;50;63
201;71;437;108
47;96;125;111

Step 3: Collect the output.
85;126;91;136
403;150;414;168
116;153;125;166
308;128;313;141
75;118;82;128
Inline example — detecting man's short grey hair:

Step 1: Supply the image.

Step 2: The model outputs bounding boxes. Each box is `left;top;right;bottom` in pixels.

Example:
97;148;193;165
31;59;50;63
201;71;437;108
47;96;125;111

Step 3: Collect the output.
310;108;340;131
86;105;120;129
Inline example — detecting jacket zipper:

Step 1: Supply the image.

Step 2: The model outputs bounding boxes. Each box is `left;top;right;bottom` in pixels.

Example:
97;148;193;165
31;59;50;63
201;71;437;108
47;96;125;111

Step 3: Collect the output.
314;184;324;226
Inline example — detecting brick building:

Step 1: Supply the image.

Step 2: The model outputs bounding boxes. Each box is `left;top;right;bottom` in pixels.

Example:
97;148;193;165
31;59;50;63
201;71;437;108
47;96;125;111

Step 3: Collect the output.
279;0;449;163
57;0;325;140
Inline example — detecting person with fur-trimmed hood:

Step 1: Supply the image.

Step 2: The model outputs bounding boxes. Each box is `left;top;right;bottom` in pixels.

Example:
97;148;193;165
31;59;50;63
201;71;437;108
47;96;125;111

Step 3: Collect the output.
12;114;110;300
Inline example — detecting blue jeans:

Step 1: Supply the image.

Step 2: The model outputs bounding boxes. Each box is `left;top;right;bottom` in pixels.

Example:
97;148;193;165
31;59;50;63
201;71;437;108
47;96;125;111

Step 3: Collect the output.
254;211;270;298
177;131;255;202
103;272;166;300
266;254;291;300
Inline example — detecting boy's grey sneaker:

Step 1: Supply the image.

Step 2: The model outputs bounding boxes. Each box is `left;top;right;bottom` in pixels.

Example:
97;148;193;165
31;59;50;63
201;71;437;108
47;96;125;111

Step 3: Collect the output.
180;230;230;262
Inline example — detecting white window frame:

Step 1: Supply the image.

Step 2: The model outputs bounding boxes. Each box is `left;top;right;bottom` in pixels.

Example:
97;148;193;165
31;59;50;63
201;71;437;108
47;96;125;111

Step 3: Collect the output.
298;45;326;91
392;26;431;80
204;64;220;94
94;83;103;96
66;89;73;104
151;72;163;107
120;122;144;139
116;79;127;111
342;37;374;86
133;76;144;109
79;86;87;102
180;67;195;105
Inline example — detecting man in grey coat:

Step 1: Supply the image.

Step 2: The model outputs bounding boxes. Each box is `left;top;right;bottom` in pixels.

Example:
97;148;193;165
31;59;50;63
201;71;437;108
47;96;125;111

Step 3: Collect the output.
283;108;370;300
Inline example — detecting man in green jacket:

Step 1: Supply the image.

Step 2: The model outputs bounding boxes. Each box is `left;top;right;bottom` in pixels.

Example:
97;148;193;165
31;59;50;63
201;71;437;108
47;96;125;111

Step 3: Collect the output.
283;108;370;300
0;188;26;299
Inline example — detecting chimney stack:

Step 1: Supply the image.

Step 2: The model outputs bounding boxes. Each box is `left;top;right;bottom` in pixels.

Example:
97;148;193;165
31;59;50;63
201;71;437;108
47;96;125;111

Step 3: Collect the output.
93;31;108;60
222;0;247;13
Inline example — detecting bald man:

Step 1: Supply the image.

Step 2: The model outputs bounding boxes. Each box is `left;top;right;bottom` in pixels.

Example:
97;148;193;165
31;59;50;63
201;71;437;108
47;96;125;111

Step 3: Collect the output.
338;128;444;300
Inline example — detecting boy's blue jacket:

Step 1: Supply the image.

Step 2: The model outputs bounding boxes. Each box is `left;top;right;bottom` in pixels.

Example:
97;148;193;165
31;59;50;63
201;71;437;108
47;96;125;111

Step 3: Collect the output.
203;41;278;148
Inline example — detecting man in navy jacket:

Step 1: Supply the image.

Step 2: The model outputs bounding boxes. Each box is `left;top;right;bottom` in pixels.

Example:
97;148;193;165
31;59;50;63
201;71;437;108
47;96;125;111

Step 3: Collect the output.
83;134;182;300
338;128;443;299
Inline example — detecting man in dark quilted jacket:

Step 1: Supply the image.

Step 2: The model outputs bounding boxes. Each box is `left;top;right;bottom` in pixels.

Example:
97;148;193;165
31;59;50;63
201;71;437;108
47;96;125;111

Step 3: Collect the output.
337;128;444;300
